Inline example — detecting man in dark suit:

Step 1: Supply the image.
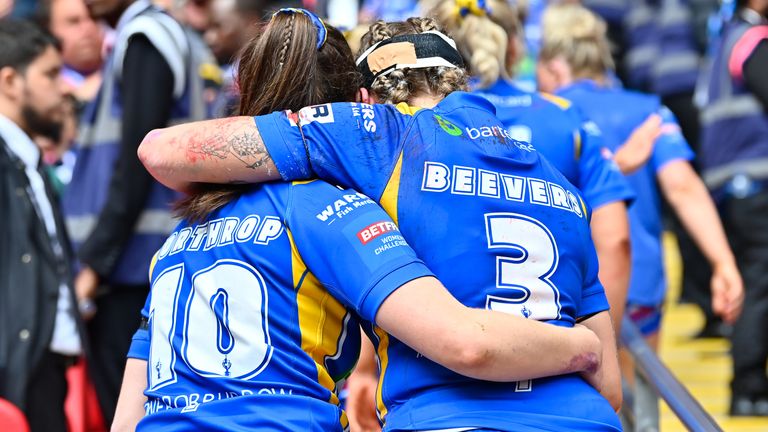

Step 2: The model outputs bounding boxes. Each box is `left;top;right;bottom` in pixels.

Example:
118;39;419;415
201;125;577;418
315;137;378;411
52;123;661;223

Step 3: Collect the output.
0;19;84;432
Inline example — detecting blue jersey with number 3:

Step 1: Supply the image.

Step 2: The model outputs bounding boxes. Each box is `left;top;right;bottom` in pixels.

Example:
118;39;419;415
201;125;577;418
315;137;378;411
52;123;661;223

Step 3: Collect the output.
255;92;621;431
127;180;433;431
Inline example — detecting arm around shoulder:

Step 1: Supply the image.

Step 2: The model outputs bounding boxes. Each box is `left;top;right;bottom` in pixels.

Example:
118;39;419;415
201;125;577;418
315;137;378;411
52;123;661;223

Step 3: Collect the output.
137;117;281;192
374;276;603;382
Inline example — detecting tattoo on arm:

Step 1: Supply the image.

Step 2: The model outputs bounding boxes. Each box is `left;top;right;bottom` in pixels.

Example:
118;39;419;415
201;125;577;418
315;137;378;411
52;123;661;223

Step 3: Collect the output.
228;132;271;169
182;121;271;170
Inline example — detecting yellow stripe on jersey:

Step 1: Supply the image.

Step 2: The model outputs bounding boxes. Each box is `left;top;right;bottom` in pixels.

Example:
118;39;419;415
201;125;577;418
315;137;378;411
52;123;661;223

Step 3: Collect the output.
380;153;403;225
394;102;422;116
378;103;420;222
286;229;348;405
148;251;159;281
292;179;316;186
373;325;392;421
573;129;582;160
579;195;589;219
539;92;572;110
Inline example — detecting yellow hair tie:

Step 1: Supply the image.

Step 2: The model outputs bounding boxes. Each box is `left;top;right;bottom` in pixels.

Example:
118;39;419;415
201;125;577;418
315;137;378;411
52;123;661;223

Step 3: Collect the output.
454;0;488;18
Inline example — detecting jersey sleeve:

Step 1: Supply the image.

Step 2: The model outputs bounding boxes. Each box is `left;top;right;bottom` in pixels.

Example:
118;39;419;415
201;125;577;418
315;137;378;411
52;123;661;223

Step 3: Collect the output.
651;106;695;172
576;118;636;209
285;181;434;323
254;102;409;199
127;293;152;360
578;227;611;319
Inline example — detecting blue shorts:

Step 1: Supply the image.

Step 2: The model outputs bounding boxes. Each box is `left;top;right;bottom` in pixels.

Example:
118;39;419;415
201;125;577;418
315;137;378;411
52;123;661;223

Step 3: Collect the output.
627;303;663;336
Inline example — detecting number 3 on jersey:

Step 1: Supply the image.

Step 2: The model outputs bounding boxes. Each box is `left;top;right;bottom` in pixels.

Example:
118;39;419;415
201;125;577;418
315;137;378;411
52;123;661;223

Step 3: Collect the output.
148;260;272;391
484;213;562;320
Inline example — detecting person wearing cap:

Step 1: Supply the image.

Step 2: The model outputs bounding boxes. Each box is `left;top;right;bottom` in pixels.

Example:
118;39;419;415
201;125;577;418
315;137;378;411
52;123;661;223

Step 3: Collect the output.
112;10;607;432
136;16;623;431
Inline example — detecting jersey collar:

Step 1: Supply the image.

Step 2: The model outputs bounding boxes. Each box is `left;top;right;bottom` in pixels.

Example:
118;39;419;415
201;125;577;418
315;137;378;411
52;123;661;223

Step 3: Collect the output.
434;91;497;115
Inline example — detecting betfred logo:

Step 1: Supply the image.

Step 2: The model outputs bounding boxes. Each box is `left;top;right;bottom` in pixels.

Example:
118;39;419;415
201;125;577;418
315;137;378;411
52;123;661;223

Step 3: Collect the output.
357;221;398;245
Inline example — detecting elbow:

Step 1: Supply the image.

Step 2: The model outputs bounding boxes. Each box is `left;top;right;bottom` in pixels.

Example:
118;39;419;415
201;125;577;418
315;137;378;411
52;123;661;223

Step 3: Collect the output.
137;128;166;173
663;179;693;206
444;337;494;380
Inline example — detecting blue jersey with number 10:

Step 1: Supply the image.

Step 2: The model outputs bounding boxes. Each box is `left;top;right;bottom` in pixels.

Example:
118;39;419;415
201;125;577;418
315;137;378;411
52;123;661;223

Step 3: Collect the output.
127;180;434;431
255;92;621;431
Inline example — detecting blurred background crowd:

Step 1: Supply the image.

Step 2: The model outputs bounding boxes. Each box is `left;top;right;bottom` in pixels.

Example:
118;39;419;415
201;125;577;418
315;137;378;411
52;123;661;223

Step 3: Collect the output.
0;0;767;430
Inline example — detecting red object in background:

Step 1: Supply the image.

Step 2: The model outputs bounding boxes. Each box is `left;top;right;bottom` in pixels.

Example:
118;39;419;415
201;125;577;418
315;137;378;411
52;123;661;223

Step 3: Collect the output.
0;397;29;432
65;359;107;432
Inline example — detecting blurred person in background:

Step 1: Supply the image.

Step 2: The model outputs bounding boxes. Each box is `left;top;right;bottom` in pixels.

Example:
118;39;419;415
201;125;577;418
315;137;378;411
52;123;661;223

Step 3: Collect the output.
0;19;84;432
35;0;105;103
699;0;768;416
538;2;744;427
34;0;106;191
1;0;12;17
60;0;211;424
622;0;720;343
204;0;264;117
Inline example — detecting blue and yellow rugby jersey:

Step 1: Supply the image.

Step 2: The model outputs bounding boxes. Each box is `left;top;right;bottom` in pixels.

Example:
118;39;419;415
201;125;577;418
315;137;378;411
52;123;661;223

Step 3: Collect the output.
558;79;695;307
254;92;621;431
474;79;635;210
126;180;434;431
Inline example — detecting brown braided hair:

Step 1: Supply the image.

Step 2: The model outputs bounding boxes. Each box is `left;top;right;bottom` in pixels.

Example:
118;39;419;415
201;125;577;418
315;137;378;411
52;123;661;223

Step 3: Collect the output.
175;12;361;222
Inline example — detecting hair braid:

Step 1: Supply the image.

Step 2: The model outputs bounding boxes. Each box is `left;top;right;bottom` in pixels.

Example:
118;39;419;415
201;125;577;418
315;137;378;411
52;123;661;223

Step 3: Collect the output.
358;17;468;105
277;13;296;69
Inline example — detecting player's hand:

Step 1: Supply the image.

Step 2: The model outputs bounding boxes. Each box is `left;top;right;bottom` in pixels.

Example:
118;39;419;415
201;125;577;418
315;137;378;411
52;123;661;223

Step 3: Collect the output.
75;266;100;320
573;323;603;393
711;260;744;324
614;113;662;174
345;368;380;432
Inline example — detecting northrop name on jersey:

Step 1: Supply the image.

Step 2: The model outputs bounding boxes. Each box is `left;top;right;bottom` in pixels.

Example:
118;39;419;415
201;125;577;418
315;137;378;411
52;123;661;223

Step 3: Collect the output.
157;215;285;260
421;161;584;218
316;192;375;223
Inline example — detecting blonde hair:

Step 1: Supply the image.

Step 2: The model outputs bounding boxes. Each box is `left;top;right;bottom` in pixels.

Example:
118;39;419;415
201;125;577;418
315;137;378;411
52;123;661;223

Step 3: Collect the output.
358;17;468;105
426;0;522;88
539;3;614;80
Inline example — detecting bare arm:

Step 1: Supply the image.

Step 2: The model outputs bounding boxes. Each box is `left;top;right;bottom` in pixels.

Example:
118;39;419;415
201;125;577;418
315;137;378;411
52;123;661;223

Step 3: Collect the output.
580;311;622;411
590;202;631;335
375;276;602;383
345;333;381;432
613;114;662;175
658;160;744;323
137;117;280;193
112;358;148;432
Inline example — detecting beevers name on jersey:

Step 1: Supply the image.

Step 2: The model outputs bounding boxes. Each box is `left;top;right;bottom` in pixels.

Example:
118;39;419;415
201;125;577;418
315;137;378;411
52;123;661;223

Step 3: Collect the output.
421;161;584;218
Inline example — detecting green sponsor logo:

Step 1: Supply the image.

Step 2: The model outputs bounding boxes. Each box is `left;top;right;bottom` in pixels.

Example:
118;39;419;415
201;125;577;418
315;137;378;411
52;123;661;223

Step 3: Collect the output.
434;115;462;136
